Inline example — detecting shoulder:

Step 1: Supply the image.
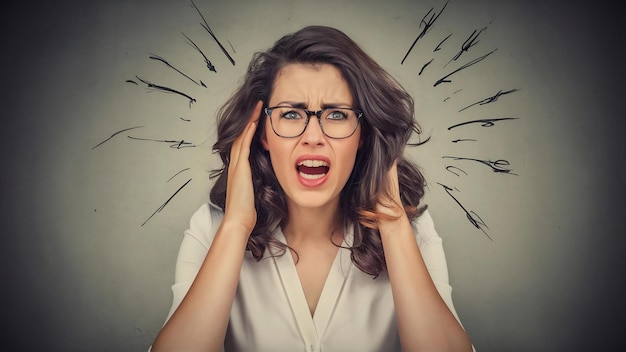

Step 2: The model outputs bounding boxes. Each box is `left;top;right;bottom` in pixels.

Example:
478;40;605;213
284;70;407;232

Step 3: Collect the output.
411;209;451;285
185;202;224;249
412;209;442;249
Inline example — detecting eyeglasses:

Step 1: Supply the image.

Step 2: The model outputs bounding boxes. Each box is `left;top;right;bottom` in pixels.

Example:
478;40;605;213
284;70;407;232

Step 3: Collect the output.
264;106;362;139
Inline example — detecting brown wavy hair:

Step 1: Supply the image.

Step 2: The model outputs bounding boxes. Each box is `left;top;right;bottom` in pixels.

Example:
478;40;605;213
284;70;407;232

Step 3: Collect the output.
210;25;428;277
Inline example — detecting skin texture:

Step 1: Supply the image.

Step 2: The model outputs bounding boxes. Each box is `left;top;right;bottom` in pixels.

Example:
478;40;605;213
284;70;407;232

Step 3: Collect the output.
151;63;472;352
262;63;362;315
261;63;361;211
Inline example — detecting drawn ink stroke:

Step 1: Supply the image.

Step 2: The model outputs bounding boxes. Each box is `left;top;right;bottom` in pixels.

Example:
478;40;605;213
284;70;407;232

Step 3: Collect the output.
191;0;236;66
182;31;216;74
438;182;492;240
442;155;517;175
134;76;196;108
142;178;192;226
459;88;520;112
401;0;449;65
448;117;518;130
92;126;144;150
149;54;205;87
127;136;196;149
434;49;497;87
444;27;487;68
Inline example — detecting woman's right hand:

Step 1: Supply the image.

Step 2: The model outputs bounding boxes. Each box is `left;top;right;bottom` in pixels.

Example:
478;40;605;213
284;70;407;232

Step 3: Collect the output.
151;102;264;352
223;101;263;235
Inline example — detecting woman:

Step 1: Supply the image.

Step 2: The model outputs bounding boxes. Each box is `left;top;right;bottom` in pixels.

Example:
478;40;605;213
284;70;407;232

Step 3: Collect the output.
151;25;473;351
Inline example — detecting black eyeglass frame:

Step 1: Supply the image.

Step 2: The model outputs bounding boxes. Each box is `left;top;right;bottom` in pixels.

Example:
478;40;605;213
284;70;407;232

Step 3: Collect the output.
264;106;363;139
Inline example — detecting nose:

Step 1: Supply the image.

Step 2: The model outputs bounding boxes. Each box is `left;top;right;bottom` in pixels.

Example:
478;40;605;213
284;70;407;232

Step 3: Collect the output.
301;115;325;146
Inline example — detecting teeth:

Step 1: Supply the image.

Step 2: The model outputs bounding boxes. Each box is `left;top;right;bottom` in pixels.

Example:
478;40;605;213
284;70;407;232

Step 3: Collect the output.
298;159;329;167
299;172;325;180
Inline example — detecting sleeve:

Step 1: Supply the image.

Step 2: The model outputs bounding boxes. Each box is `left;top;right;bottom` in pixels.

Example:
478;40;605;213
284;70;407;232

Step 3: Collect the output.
413;209;466;329
148;204;224;352
163;203;223;324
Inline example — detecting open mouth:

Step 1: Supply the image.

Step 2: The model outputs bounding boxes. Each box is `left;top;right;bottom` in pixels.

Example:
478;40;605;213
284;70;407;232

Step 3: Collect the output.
296;159;329;180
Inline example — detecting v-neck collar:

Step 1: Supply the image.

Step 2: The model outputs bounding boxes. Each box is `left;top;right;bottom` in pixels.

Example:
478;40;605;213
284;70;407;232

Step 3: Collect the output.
272;227;353;346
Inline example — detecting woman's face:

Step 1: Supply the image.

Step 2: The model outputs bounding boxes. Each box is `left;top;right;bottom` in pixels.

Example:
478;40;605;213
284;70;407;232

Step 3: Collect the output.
262;63;362;210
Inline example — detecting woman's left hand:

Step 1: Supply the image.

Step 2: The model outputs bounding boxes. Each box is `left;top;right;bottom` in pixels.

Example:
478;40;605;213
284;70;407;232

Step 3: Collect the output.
376;160;405;221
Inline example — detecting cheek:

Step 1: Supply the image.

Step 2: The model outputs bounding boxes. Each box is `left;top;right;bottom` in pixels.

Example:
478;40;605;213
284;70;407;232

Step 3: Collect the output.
348;131;363;162
264;135;294;176
337;143;361;177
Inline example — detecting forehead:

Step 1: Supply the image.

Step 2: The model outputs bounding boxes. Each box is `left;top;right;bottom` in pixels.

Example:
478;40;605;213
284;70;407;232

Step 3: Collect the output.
269;63;353;105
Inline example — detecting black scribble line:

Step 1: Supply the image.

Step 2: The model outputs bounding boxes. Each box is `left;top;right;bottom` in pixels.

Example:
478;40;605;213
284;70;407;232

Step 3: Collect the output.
443;90;462;102
434;49;497;87
452;138;477;143
127;136;196;149
444;27;487;68
401;0;449;65
407;133;431;147
419;58;434;75
167;168;191;182
438;182;492;240
125;79;138;85
183;32;216;74
442;156;517;175
435;33;452;52
445;165;468;176
142;178;192;226
459;89;521;112
191;0;235;66
135;76;196;108
149;53;205;87
180;117;191;122
91;126;144;150
448;117;518;130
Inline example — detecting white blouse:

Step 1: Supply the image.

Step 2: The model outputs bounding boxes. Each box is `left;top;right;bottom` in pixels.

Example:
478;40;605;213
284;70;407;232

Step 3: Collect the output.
162;203;467;352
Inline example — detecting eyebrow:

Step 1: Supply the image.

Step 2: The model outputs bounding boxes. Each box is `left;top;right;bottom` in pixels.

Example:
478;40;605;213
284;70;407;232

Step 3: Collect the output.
274;101;353;109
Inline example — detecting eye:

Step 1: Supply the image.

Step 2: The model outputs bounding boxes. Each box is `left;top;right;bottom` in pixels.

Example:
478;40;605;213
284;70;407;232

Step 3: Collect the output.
326;109;349;120
280;109;303;120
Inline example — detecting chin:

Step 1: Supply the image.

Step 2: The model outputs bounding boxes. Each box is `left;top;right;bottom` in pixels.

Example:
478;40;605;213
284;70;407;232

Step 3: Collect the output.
286;189;340;210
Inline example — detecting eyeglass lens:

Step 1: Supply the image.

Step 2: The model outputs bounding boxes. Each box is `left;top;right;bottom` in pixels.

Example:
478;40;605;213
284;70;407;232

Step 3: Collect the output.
268;107;360;138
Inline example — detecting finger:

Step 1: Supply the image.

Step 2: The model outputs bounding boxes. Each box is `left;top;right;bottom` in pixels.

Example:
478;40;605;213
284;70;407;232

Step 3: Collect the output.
238;101;263;161
248;100;263;124
229;122;256;178
388;161;400;199
229;101;263;170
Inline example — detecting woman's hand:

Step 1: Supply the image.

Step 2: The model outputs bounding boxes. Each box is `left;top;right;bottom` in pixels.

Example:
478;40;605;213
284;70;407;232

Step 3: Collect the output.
151;102;264;352
376;160;405;222
223;101;263;235
377;160;473;352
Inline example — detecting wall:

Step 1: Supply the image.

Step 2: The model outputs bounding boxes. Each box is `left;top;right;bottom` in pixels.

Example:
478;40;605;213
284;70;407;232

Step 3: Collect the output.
2;0;624;351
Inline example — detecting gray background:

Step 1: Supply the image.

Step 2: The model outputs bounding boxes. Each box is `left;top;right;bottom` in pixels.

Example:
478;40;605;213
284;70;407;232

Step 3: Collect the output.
2;0;625;351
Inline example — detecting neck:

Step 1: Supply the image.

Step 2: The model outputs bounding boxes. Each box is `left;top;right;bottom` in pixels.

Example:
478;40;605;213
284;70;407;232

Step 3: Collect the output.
283;199;342;243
